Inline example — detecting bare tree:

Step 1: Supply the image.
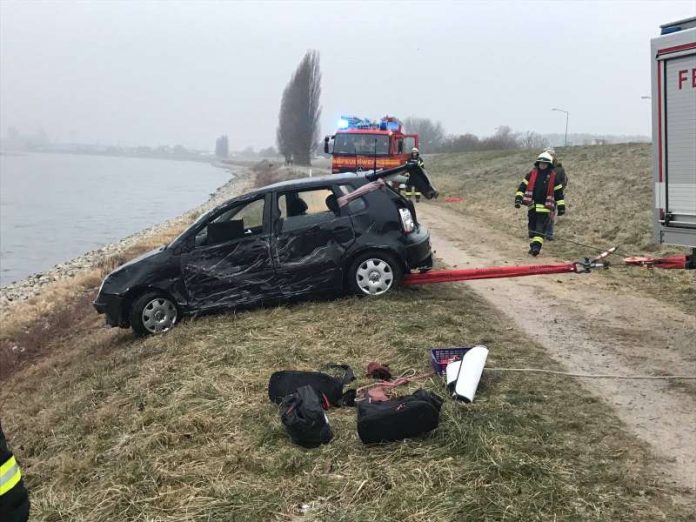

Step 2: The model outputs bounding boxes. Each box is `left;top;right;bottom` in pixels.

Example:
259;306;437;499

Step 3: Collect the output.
519;131;548;150
482;126;520;150
402;117;446;152
439;133;481;153
276;50;322;166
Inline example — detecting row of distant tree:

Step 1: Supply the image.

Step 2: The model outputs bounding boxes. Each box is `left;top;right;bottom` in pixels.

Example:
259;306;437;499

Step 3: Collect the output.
402;118;549;152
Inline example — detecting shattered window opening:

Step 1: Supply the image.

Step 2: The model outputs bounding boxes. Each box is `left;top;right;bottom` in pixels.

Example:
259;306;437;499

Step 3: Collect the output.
278;188;336;232
338;185;367;212
195;197;266;246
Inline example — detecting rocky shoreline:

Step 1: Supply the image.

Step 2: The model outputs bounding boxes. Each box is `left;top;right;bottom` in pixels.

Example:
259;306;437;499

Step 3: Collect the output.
0;167;252;309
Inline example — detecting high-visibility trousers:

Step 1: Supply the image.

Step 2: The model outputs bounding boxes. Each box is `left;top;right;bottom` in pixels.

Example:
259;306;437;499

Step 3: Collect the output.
403;186;422;201
527;208;551;252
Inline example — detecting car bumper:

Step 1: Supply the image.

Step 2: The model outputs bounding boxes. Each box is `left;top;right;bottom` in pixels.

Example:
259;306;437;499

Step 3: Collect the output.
93;293;127;327
404;226;433;269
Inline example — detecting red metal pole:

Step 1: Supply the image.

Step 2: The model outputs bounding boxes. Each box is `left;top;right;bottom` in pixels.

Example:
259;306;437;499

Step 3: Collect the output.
402;263;578;286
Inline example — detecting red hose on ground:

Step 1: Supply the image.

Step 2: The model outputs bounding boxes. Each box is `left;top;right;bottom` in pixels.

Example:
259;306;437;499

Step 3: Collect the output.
402;262;578;286
623;255;690;270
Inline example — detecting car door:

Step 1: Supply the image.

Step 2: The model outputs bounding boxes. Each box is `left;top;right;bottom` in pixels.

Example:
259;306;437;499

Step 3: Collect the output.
180;194;277;310
272;186;355;296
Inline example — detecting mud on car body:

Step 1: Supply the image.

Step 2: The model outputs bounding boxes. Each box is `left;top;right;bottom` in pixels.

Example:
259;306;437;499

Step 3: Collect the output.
94;165;437;335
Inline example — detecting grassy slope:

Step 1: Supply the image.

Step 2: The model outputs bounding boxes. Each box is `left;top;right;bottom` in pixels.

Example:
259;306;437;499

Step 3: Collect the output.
2;284;693;521
427;144;695;312
2;158;694;520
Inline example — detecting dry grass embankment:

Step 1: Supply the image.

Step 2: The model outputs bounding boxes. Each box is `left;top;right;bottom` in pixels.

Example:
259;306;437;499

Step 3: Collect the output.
2;284;694;521
427;144;695;312
1;155;694;520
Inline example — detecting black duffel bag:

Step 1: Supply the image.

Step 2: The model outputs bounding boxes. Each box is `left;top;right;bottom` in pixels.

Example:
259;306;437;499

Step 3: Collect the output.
357;389;444;444
268;364;355;407
280;385;333;448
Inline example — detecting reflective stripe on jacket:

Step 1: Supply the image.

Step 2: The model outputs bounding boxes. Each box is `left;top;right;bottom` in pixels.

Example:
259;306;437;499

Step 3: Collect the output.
0;456;22;496
516;168;565;213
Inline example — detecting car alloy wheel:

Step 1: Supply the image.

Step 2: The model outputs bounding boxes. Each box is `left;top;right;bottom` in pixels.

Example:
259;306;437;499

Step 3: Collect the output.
355;257;395;295
141;296;177;334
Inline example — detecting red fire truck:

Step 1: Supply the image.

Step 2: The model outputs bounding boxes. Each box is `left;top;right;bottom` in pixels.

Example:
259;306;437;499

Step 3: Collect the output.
323;115;419;173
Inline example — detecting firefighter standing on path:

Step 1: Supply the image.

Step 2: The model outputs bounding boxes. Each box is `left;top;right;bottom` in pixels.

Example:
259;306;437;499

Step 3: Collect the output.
405;148;424;202
544;148;568;240
515;152;565;256
0;422;29;522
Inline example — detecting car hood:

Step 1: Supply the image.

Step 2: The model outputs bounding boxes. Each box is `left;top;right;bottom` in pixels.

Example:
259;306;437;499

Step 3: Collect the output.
117;246;166;270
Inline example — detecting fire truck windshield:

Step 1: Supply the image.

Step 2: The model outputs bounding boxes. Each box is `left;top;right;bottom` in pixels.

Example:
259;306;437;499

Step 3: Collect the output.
333;134;390;156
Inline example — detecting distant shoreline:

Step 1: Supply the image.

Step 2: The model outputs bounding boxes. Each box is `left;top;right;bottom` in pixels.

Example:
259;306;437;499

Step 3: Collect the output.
0;147;219;165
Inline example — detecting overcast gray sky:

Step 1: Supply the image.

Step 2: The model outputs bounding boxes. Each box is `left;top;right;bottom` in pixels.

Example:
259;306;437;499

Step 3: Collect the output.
1;0;694;150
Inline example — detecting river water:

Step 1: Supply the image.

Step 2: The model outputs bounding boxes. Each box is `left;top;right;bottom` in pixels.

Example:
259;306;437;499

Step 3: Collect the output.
0;152;230;286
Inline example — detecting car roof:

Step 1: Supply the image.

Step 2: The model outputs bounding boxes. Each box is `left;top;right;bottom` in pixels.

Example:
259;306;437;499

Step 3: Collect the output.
250;172;370;194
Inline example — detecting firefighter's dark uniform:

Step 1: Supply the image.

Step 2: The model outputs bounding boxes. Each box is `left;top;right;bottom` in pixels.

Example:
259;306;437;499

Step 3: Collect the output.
545;160;568;240
0;423;29;522
405;157;424;202
515;167;565;255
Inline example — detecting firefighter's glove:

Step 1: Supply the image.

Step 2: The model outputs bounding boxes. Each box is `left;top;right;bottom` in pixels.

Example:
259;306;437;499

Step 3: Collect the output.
557;206;566;216
514;197;522;209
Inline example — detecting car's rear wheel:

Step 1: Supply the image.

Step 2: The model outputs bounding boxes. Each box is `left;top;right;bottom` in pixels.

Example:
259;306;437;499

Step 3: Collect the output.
129;291;178;336
348;252;402;296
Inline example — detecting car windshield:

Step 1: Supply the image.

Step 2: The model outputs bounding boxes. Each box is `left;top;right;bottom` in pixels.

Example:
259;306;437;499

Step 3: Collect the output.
333;134;389;156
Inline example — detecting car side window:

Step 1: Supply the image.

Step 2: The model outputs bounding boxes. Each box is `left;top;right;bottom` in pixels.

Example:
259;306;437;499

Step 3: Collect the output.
338;184;367;212
277;188;337;233
195;197;266;247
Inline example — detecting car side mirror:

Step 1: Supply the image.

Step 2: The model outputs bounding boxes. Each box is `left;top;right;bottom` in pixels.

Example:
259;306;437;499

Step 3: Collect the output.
324;136;330;154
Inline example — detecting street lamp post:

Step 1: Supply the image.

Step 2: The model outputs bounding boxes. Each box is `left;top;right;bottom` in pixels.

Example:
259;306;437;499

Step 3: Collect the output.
552;108;569;147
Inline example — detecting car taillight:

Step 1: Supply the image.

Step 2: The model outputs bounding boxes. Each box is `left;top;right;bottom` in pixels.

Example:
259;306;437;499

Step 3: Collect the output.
399;207;415;234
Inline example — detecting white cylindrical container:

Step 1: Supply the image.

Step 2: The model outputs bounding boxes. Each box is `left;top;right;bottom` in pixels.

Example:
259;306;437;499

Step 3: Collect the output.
445;360;462;395
453;345;489;403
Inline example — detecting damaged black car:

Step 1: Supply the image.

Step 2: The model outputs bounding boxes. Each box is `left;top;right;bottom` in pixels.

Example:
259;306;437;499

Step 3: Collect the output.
94;162;437;335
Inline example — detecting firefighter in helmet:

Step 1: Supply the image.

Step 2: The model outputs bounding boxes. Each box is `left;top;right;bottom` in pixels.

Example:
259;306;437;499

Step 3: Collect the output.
515;151;565;256
406;148;424;202
0;422;29;522
543;148;568;240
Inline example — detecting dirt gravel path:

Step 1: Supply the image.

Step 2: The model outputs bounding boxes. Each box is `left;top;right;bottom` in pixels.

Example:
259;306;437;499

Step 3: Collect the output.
417;202;696;498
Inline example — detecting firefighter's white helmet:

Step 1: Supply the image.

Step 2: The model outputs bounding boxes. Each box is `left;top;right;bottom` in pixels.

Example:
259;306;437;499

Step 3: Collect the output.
536;152;554;164
544;147;556;156
411;147;419;154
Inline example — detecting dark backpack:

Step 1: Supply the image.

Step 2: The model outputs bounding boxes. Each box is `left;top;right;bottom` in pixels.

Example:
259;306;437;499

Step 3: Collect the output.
268;364;356;407
357;389;444;444
280;385;333;448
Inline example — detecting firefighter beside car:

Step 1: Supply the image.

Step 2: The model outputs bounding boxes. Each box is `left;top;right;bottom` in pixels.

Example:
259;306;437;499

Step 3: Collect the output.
404;148;424;202
515;152;565;256
0;422;29;522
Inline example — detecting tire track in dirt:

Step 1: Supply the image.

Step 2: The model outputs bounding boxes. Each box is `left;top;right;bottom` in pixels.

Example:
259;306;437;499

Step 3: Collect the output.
418;202;696;497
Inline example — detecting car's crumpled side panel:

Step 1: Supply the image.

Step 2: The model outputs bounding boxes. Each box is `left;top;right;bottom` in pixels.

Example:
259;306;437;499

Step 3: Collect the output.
273;217;355;297
181;237;276;310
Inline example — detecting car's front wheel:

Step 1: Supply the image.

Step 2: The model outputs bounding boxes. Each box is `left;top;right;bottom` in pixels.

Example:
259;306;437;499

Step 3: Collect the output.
348;252;402;296
129;291;178;336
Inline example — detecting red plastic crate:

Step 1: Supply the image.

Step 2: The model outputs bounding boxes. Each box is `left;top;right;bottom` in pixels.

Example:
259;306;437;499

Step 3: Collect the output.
430;347;473;375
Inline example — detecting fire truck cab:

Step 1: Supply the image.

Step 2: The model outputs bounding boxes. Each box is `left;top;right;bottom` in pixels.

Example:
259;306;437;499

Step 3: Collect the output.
324;115;419;173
